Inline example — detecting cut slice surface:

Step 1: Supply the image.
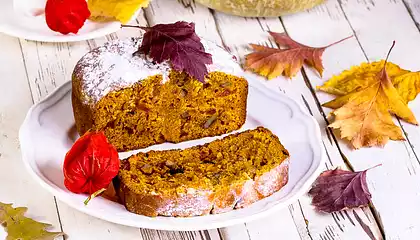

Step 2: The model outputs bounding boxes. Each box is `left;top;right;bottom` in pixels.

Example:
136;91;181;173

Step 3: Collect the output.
92;71;248;151
114;127;290;217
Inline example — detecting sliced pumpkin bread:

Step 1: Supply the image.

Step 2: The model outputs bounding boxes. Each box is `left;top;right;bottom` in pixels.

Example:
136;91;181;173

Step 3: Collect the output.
114;127;290;217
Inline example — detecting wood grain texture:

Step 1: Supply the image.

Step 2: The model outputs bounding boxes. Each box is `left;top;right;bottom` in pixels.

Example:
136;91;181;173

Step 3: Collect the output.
338;0;420;238
282;0;420;239
141;2;253;238
144;0;222;44
212;7;383;240
2;0;419;239
403;0;420;31
0;33;63;239
17;9;221;240
242;208;301;239
17;17;149;240
139;229;221;240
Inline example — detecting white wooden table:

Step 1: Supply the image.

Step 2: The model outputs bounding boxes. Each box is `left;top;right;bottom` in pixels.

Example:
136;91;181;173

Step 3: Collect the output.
1;0;420;239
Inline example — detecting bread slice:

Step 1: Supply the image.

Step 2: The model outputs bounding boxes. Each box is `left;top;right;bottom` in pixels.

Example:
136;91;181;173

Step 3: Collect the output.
113;127;290;217
71;38;248;152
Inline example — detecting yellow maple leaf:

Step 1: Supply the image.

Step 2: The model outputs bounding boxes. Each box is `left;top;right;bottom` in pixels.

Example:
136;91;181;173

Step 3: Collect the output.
393;72;420;103
320;43;419;149
88;0;150;24
318;60;420;104
0;202;64;240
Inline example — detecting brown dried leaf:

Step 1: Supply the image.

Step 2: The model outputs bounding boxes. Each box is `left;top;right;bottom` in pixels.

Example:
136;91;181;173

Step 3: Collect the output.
245;32;351;79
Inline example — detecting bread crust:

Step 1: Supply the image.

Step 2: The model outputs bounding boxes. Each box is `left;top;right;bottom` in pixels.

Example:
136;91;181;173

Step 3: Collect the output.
114;127;290;217
72;38;248;152
114;159;289;217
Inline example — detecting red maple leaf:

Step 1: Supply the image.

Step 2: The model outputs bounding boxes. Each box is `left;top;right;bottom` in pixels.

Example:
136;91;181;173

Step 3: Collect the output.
135;21;213;83
245;32;352;79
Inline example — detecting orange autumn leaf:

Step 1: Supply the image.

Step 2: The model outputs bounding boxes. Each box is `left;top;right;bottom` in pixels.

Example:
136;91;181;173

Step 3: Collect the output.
322;42;418;149
245;32;352;79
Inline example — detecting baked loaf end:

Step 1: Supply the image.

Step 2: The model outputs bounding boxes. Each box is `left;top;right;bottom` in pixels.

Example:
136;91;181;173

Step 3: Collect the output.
72;38;248;152
114;127;290;217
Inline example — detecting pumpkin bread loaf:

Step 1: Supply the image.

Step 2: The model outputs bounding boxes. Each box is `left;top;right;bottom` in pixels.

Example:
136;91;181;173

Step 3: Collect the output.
113;127;290;217
72;37;248;152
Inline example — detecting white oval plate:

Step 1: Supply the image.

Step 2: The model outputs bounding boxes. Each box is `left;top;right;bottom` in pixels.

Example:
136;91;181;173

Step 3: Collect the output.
0;0;121;42
19;77;325;231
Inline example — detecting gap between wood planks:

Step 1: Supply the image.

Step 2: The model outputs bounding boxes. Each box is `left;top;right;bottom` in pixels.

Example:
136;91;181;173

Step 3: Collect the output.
205;8;320;240
276;16;386;239
281;1;416;239
285;0;420;239
338;0;420;167
18;5;223;239
17;0;420;238
402;0;420;32
15;40;66;239
341;0;420;238
207;1;385;239
299;67;386;240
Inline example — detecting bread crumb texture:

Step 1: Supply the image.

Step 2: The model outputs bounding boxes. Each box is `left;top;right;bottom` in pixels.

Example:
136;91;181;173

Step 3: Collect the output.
114;127;290;217
73;70;248;151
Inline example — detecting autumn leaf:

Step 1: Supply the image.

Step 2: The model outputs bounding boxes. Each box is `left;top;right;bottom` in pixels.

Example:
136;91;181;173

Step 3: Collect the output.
308;166;379;213
0;202;64;240
390;71;420;104
134;21;213;83
321;42;418;149
88;0;150;23
244;32;352;79
318;60;420;103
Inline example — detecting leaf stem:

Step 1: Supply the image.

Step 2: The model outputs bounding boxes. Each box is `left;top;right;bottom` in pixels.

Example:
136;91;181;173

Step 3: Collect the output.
84;188;106;206
325;35;354;48
121;25;146;30
367;163;382;171
381;41;396;76
384;41;396;64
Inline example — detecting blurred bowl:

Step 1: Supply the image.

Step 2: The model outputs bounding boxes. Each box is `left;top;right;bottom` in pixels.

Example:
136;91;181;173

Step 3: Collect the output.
196;0;325;17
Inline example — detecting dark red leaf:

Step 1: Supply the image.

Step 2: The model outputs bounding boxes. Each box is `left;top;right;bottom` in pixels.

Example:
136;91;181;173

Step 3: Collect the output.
136;21;213;83
308;166;379;213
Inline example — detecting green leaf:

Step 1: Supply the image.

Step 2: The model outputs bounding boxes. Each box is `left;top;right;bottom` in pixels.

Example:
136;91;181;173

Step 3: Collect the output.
0;202;64;240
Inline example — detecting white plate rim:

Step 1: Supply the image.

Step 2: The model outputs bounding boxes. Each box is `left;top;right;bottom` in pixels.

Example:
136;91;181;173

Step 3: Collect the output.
19;78;326;231
0;22;122;43
0;0;123;42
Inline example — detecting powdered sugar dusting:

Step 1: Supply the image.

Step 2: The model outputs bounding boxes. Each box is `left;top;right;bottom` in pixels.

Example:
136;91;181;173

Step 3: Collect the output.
202;39;243;75
73;37;243;104
73;37;170;104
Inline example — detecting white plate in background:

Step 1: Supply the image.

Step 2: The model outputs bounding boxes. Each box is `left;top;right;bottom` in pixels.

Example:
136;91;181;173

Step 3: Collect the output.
0;0;122;42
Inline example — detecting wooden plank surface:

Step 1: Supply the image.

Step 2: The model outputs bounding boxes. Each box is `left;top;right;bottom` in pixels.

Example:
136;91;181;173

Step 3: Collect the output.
279;1;420;239
17;18;146;240
1;0;420;239
212;6;383;240
310;0;420;239
15;10;221;240
0;34;62;238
